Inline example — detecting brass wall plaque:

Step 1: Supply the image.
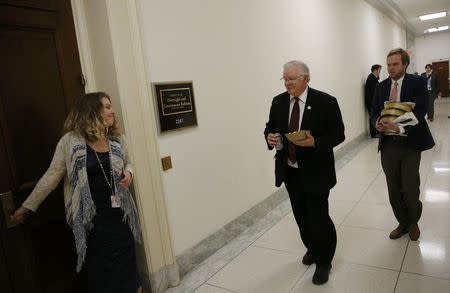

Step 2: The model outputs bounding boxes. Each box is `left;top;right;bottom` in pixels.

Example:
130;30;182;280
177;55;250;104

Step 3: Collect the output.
153;81;198;132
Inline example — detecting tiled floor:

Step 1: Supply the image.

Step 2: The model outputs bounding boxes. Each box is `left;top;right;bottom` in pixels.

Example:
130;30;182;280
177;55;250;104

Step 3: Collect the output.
168;99;450;293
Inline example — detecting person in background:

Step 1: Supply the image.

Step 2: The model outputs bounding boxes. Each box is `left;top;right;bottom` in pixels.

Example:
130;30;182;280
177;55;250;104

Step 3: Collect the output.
264;60;345;285
421;64;440;121
365;64;382;137
11;92;143;293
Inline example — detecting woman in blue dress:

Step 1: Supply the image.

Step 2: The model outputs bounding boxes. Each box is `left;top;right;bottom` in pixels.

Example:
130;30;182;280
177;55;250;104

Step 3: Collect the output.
11;92;142;293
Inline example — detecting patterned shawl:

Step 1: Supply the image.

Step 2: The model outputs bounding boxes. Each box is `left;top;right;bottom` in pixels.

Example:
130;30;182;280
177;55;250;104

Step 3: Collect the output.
65;136;141;272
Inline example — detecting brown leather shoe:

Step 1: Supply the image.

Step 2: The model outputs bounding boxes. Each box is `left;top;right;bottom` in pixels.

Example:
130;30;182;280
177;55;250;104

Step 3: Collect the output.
409;223;420;241
389;225;408;239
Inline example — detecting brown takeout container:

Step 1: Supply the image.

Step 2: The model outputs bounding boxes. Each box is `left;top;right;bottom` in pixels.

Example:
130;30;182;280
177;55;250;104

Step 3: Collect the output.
285;130;307;142
384;102;414;112
379;102;413;123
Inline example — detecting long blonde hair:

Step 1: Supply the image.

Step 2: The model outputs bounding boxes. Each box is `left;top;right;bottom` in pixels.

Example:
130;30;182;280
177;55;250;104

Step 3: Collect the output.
64;92;121;141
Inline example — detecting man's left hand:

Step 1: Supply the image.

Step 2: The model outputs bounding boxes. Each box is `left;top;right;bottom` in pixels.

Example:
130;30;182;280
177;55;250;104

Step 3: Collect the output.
380;121;400;133
293;131;315;147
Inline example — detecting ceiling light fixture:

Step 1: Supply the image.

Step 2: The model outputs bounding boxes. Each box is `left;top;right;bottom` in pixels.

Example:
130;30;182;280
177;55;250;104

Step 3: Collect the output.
419;12;447;21
425;25;449;33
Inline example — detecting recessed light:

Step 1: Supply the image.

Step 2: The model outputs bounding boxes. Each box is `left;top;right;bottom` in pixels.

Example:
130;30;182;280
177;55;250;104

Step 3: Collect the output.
419;12;447;21
425;25;449;33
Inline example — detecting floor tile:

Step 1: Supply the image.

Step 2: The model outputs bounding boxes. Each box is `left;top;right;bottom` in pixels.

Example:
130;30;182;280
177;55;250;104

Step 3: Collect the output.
395;272;450;293
194;284;236;293
329;200;356;226
425;172;450;191
419;207;450;239
402;236;450;279
343;202;397;231
330;181;369;202
207;246;305;293
338;161;381;176
421;186;450;209
290;261;398;293
360;185;390;205
335;226;408;270
253;214;306;255
337;168;379;186
360;174;390;205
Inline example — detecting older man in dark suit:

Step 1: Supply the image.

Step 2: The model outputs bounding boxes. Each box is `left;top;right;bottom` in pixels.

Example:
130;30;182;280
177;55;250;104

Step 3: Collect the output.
421;64;440;121
264;60;345;285
371;48;435;242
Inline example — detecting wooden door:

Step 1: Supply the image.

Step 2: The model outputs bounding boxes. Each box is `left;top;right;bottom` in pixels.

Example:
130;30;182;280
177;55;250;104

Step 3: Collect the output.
432;61;449;98
0;0;84;292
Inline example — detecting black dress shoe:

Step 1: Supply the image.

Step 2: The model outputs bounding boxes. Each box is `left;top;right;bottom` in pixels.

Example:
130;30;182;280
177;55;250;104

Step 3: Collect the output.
312;264;332;285
302;251;315;265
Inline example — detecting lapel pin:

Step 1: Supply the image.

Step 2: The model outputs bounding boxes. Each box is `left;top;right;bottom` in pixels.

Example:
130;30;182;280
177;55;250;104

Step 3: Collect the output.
307;106;311;110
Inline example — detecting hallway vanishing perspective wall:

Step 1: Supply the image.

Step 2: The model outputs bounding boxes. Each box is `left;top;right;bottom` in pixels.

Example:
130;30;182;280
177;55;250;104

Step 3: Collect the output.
139;0;405;260
73;0;408;291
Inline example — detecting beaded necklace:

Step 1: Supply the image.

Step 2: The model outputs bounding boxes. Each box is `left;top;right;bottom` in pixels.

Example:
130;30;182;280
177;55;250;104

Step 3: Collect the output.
93;149;115;196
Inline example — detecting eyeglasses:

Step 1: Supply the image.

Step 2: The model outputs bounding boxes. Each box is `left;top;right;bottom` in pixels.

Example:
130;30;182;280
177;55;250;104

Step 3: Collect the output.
280;75;306;83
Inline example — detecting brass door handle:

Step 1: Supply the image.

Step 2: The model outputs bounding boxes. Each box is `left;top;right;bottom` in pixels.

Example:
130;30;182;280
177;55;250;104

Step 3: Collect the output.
1;191;18;228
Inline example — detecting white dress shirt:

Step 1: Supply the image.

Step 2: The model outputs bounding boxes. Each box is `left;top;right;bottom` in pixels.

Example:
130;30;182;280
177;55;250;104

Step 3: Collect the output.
388;75;406;135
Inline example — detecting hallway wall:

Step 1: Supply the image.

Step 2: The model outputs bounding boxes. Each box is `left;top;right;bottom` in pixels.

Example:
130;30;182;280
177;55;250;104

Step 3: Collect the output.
82;0;123;119
414;31;450;73
139;0;406;255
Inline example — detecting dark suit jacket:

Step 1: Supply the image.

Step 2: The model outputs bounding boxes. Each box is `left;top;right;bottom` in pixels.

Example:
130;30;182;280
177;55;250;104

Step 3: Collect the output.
421;71;439;96
264;87;345;191
370;73;435;152
364;73;379;112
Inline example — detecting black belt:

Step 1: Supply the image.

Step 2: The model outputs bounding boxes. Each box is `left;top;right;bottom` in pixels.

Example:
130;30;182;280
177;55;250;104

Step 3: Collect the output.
383;135;407;144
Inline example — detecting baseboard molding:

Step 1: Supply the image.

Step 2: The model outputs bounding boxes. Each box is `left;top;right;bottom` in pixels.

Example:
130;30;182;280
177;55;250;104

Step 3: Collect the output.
175;187;287;277
335;130;370;161
175;131;370;278
144;263;180;293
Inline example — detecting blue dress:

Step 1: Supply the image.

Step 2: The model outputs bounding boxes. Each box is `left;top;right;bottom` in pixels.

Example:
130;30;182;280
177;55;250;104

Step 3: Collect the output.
83;144;140;292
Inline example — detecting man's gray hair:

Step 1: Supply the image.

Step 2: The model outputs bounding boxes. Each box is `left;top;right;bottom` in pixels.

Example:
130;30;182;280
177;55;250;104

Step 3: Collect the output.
283;60;311;82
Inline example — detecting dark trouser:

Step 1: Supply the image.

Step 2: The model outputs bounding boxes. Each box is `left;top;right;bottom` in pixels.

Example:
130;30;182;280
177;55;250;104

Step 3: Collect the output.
369;117;377;137
427;91;437;119
285;166;337;266
367;108;377;137
381;136;422;228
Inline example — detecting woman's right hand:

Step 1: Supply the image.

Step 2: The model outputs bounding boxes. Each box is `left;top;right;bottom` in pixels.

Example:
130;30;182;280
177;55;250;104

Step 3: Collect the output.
10;206;31;224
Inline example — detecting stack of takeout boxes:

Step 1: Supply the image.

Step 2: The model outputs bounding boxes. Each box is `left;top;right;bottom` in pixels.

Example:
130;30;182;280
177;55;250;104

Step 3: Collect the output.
380;102;414;123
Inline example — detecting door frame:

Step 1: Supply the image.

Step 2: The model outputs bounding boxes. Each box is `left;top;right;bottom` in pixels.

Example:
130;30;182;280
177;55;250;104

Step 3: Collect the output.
70;1;179;292
431;59;450;97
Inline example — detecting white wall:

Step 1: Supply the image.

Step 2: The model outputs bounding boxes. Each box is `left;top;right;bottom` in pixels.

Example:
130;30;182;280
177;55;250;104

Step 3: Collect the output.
414;31;450;74
78;0;180;279
139;0;406;255
82;0;123;121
